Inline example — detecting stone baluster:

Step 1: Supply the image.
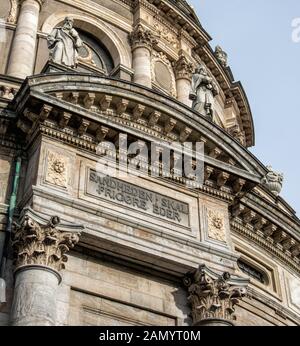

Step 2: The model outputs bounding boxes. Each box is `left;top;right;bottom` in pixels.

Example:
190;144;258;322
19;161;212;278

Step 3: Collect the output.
7;0;44;79
130;24;157;88
10;208;82;326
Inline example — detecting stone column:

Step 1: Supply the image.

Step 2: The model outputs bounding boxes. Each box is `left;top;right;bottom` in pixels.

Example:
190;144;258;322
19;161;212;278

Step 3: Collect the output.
7;0;44;79
174;55;193;107
184;264;248;326
10;208;82;326
130;24;157;88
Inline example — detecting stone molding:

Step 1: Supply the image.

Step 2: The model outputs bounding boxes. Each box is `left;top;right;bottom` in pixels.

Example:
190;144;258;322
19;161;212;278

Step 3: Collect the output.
184;264;249;324
12;208;83;272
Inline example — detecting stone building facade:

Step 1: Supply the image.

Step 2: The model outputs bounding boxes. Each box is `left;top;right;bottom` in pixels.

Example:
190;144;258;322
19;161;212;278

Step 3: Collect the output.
0;0;299;326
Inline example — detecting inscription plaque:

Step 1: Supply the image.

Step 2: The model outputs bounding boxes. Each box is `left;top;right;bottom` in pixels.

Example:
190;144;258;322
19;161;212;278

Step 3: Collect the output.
87;170;190;227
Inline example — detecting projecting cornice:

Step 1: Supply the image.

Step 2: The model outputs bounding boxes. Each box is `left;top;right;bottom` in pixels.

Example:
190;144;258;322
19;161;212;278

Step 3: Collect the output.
10;72;262;179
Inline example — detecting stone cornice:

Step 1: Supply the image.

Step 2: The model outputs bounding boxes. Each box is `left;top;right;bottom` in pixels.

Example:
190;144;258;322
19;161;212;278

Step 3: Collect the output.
242;194;300;240
231;220;300;276
12;73;265;178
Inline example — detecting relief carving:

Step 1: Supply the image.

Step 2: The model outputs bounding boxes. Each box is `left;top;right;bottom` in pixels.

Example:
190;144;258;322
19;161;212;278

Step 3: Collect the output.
7;0;19;24
153;22;179;49
151;51;176;97
184;264;248;325
129;24;158;51
46;151;68;188
12;208;81;272
174;55;194;80
207;209;226;243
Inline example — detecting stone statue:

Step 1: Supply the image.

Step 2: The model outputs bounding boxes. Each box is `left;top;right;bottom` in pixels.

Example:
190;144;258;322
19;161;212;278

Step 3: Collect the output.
47;17;83;68
262;166;284;197
189;65;219;119
215;45;228;67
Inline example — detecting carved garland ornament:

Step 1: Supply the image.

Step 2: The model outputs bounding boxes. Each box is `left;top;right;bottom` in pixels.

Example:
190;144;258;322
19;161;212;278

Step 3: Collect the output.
151;51;176;97
12;212;81;272
184;265;248;324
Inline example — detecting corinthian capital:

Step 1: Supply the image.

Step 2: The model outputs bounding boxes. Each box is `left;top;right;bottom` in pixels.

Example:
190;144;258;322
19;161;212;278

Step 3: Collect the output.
129;24;158;51
184;264;249;325
174;55;194;80
12;208;83;272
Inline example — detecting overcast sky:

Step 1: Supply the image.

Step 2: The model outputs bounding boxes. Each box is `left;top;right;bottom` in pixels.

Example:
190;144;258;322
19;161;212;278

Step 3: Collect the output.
190;0;300;215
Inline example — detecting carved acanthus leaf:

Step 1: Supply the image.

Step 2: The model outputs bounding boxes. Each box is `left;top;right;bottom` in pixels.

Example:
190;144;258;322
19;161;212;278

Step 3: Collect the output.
12;209;82;272
129;24;158;50
184;265;248;325
174;55;194;80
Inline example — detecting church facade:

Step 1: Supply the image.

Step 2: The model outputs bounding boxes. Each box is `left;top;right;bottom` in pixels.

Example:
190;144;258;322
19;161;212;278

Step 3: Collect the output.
0;0;300;326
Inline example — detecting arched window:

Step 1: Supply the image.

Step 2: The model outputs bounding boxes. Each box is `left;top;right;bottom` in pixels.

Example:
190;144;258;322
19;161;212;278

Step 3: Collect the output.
76;29;114;75
237;259;269;285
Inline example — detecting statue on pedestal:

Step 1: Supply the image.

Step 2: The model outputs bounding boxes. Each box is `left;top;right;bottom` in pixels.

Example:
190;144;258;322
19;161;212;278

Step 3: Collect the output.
189;65;219;119
47;17;83;68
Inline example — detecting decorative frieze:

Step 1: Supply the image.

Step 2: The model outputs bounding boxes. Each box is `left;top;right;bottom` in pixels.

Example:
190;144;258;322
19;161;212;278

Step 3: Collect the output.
153;22;179;49
231;203;300;271
12;208;82;272
184;264;248;325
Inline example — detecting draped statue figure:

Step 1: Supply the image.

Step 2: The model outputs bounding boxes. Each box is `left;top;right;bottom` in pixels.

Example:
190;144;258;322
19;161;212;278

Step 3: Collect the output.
189;65;219;119
47;17;83;68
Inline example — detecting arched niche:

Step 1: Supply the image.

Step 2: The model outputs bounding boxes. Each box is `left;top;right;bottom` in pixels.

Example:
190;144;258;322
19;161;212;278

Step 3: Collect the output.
41;12;131;69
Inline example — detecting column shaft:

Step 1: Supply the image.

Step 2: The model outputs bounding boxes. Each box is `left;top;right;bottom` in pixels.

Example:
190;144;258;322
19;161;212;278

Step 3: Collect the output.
176;78;192;106
7;0;42;79
10;267;60;326
132;46;152;87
